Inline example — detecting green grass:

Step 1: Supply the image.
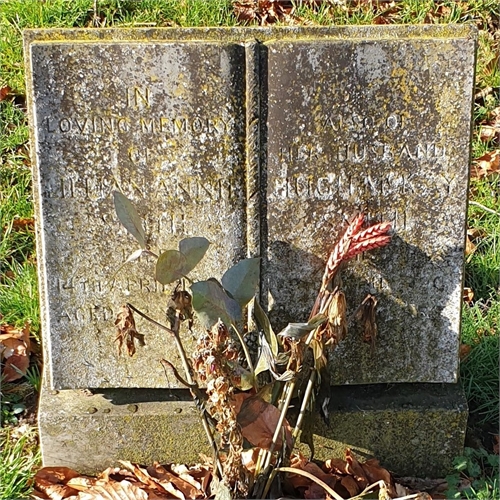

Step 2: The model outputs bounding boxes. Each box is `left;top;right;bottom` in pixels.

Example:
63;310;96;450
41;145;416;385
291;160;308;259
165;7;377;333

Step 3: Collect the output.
461;300;500;426
0;0;499;497
0;426;41;499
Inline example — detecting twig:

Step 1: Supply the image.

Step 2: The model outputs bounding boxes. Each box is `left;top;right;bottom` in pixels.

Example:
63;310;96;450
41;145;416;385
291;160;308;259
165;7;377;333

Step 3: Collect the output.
263;466;344;500
469;200;500;217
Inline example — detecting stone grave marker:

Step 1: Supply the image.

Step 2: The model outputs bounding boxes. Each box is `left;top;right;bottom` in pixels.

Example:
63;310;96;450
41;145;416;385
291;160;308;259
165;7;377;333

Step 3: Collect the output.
265;37;475;384
24;25;475;476
28;40;248;388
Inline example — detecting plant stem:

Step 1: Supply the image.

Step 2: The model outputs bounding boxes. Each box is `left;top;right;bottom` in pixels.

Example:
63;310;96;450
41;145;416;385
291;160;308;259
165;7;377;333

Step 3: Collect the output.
125;302;223;478
231;324;256;378
292;368;316;444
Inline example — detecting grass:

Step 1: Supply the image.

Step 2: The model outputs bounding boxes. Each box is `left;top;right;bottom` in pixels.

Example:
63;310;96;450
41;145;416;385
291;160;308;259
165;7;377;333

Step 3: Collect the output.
0;426;41;500
0;0;498;498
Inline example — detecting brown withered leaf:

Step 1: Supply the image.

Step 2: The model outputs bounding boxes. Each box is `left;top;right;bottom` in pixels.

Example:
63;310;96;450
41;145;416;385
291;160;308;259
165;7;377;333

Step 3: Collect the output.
459;343;472;360
463;287;474;304
340;475;360;497
114;305;145;356
146;462;205;498
345;448;368;490
0;86;11;101
322;457;348;475
1;322;31;381
465;235;477;256
236;395;293;450
480;125;499;142
77;480;149;500
471;150;500;179
493;435;499;455
34;467;81;500
355;294;378;351
287;452;338;497
11;217;35;231
361;458;396;497
233;0;295;26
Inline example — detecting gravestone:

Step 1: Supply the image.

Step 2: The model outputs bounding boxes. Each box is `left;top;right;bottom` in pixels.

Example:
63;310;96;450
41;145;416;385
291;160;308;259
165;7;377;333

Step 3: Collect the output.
24;25;475;476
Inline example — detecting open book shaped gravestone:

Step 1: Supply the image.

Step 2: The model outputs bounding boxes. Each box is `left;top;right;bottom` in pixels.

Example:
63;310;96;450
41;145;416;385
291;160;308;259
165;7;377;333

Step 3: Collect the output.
24;25;475;474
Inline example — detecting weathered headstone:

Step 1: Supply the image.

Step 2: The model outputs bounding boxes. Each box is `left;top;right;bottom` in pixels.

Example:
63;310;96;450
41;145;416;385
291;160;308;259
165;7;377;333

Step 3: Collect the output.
24;25;475;476
265;37;474;384
29;40;248;388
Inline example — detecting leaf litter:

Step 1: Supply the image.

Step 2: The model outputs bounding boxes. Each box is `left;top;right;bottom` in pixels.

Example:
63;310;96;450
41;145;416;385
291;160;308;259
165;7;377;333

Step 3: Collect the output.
31;449;441;500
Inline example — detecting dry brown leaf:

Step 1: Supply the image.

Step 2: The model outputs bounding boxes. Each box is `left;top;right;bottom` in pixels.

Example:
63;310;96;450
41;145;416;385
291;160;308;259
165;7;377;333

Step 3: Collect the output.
361;459;396;497
236;395;293;450
34;478;79;500
0;86;11;101
322;458;348;475
114;305;145;357
146;462;204;498
463;287;474;304
1;322;31;381
345;449;368;489
11;217;35;231
465;235;477;256
286;453;338;498
480;125;499;141
493;435;499;454
78;480;149;500
459;343;472;360
471;150;500;179
340;474;360;497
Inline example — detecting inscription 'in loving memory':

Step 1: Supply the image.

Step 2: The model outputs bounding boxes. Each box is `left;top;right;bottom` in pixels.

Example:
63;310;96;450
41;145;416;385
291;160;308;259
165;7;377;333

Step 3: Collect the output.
43;86;233;137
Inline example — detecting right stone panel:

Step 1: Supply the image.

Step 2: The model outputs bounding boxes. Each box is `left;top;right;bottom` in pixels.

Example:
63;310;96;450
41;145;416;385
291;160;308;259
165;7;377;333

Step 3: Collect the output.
265;37;475;384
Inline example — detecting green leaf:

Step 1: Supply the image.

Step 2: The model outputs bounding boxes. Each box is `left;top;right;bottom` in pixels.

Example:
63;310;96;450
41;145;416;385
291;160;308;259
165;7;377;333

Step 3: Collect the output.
191;279;241;329
252;297;278;356
179;237;210;275
155;250;187;284
113;191;146;249
221;257;260;308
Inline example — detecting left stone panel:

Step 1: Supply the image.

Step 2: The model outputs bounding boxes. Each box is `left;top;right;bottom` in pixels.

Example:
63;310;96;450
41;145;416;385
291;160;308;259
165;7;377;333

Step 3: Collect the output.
27;41;247;388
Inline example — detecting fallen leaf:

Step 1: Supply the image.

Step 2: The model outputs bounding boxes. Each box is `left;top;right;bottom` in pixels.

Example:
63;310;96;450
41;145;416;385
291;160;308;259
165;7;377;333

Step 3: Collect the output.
11;217;35;231
459;343;472;360
465;235;476;256
463;287;474;304
345;449;368;489
0;86;11;101
340;475;359;497
361;458;396;497
471;150;500;179
480;125;499;142
1;322;31;381
322;458;348;475
493;435;499;454
78;480;149;500
34;467;81;500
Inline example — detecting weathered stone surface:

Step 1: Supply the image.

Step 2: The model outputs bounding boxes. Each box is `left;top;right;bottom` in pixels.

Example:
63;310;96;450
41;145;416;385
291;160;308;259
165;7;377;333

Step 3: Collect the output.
39;383;467;477
265;36;476;384
24;26;476;391
38;387;210;474
28;40;247;388
302;383;468;478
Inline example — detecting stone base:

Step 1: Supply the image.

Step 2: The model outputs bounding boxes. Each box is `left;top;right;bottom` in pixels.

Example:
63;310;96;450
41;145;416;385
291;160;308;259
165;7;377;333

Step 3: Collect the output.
305;383;468;478
39;383;467;477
